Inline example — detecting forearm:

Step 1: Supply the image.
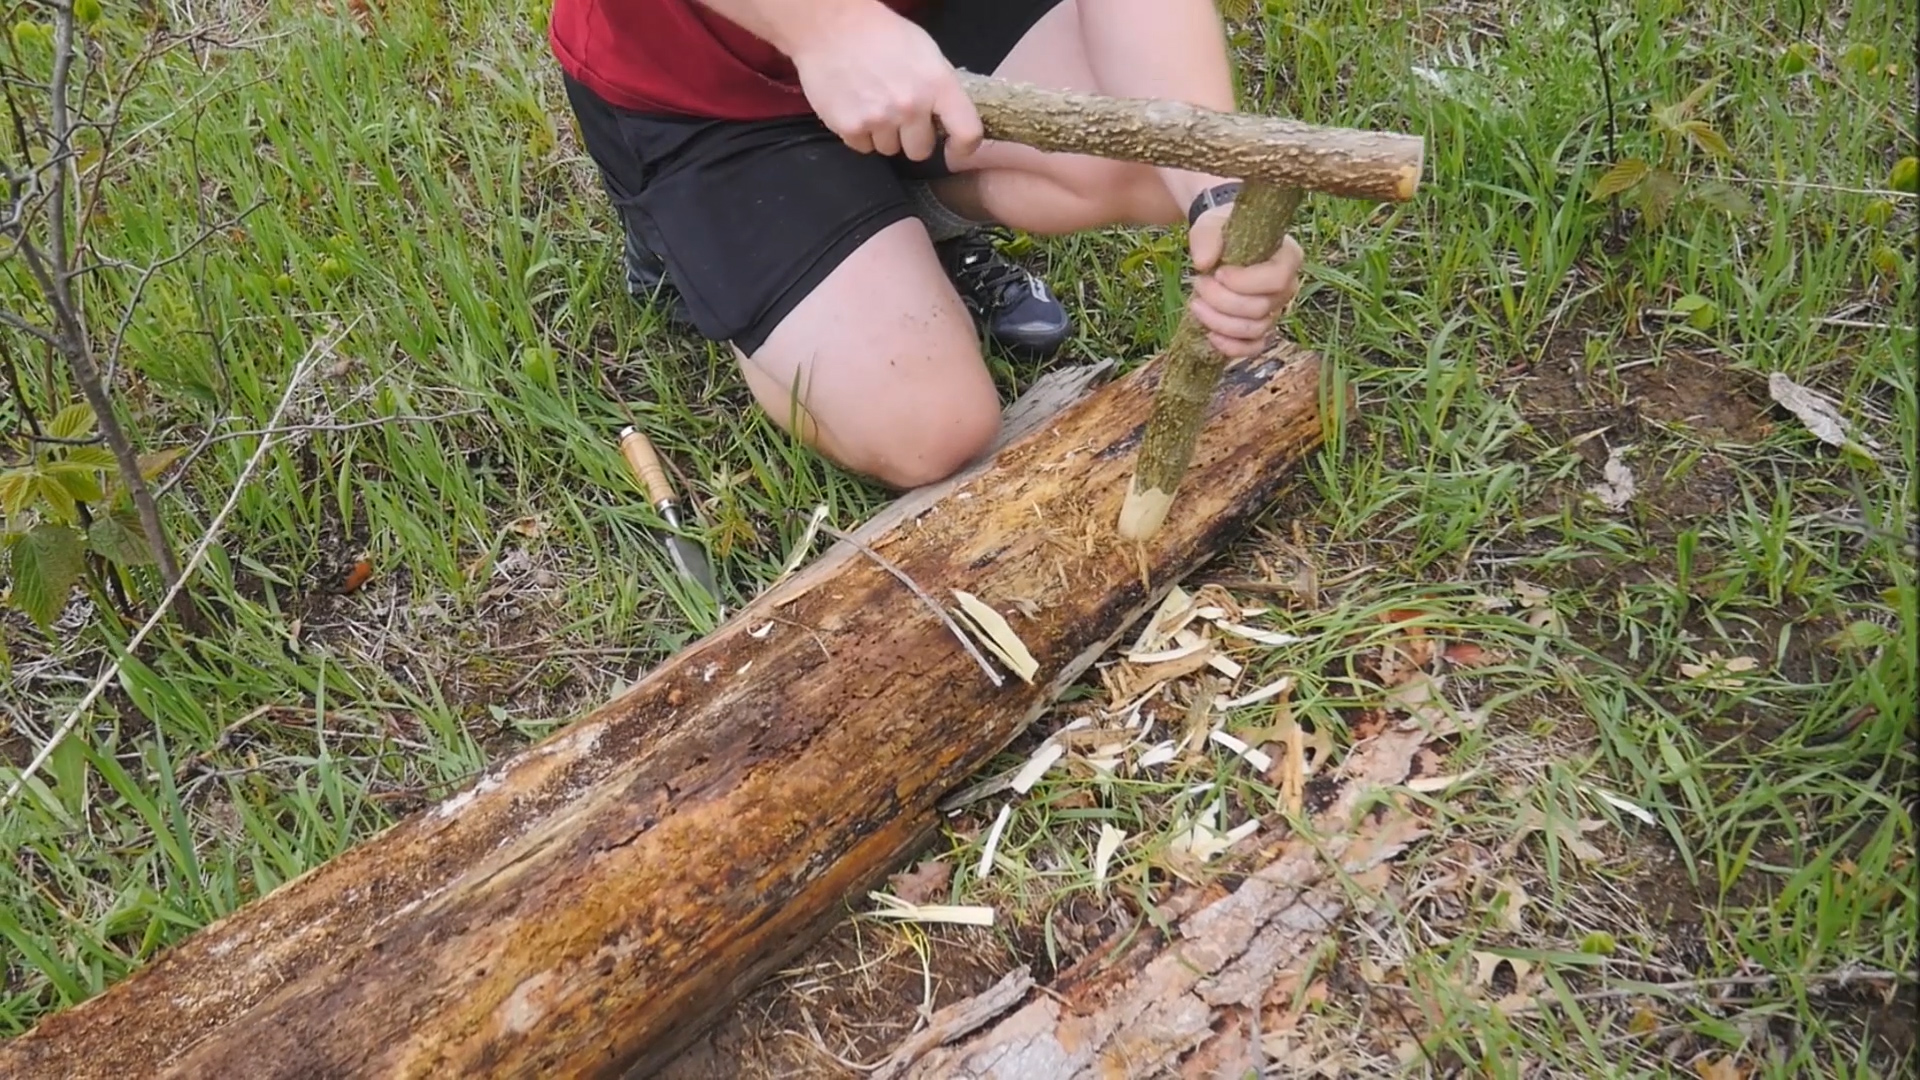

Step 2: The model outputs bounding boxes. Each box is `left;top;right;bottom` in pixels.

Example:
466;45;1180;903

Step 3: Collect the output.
692;0;880;56
1074;0;1238;210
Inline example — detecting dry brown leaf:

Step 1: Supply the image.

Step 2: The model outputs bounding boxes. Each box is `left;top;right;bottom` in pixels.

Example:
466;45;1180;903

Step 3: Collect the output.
1441;640;1502;668
886;859;953;905
1694;1054;1749;1080
507;514;550;538
1379;670;1483;736
1502;805;1609;863
1492;875;1531;932
1509;581;1562;633
1767;371;1882;458
1384;669;1443;711
1678;652;1760;690
1588;444;1638;510
1377;635;1434;685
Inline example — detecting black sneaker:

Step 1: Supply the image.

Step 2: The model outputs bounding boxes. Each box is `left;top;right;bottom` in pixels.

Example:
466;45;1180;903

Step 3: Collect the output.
623;227;695;328
936;231;1073;359
621;225;1073;358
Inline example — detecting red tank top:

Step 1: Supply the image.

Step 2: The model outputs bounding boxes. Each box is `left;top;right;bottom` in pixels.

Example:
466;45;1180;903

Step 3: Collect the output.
550;0;929;120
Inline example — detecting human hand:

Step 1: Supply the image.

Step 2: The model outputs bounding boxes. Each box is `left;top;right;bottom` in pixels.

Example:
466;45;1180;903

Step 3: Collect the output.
787;2;984;162
1184;201;1305;358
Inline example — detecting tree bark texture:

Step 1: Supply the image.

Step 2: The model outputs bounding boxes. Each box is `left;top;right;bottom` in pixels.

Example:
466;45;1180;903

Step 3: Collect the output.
0;343;1344;1080
879;726;1434;1080
958;72;1425;203
1117;180;1302;540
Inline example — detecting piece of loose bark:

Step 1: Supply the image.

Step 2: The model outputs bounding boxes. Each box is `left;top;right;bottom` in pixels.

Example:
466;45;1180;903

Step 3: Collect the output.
891;727;1432;1080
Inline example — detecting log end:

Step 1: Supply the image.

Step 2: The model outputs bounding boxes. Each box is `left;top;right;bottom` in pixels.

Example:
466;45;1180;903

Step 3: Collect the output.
1393;138;1427;202
1116;484;1175;541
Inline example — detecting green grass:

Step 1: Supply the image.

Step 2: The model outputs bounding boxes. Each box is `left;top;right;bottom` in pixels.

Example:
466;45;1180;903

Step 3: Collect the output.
2;0;1914;1071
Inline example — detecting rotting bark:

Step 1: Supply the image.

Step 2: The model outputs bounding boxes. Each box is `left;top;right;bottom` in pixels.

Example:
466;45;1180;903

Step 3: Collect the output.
958;72;1425;203
1118;180;1303;540
883;726;1435;1080
0;343;1345;1080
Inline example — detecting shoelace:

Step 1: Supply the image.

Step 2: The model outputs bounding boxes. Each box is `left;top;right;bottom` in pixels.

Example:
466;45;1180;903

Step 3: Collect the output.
948;241;1032;311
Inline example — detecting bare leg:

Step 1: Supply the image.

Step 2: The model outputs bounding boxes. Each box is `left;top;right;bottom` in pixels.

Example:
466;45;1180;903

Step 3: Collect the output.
733;217;1001;491
727;0;1245;492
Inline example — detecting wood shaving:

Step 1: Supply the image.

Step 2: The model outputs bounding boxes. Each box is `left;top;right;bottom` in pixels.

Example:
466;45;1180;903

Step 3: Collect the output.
1010;741;1065;794
1213;621;1305;646
976;803;1013;879
1209;731;1274;772
884;859;954;905
1216;674;1294;711
951;589;1041;684
1092;825;1125;894
867;893;996;927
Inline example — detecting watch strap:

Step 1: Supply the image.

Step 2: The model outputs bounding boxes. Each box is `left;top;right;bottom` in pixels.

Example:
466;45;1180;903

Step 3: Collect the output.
1186;181;1243;226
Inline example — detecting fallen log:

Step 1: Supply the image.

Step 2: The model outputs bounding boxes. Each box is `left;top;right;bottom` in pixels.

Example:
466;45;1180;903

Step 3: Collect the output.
876;725;1434;1080
0;339;1345;1079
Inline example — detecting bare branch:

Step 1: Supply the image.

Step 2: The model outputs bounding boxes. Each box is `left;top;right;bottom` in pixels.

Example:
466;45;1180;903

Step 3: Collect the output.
0;303;61;349
46;0;76;312
15;227;187;604
102;197;264;383
155;407;485;498
0;329;335;814
0;332;42;439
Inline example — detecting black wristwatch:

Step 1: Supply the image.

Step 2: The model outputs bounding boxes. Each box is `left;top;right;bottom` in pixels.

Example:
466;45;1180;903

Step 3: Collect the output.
1187;182;1242;226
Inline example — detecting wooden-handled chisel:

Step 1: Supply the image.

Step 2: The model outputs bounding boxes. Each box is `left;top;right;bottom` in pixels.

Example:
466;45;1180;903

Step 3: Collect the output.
619;426;722;614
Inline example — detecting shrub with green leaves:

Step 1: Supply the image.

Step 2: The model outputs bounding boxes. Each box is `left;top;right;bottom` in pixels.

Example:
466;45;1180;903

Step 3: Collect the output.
1;405;176;631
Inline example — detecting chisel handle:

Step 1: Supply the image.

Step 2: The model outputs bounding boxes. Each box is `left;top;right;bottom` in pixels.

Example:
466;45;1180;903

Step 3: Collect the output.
619;426;676;509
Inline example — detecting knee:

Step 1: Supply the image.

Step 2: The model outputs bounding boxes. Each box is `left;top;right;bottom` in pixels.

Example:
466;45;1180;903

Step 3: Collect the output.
1059;158;1181;227
855;393;1002;490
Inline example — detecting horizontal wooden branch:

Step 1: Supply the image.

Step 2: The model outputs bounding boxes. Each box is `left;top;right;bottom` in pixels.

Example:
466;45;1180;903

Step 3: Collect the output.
959;72;1425;203
0;341;1346;1079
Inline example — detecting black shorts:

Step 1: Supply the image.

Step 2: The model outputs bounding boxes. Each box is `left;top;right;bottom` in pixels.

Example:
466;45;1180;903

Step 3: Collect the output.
563;0;1066;354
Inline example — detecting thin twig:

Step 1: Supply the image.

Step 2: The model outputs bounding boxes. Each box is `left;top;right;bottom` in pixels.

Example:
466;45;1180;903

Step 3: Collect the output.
1815;316;1913;333
1588;6;1623;246
0;304;62;349
0;333;43;439
154;407;480;499
1382;965;1918;1014
0;329;334;812
213;407;483;444
815;520;1005;688
102;198;265;384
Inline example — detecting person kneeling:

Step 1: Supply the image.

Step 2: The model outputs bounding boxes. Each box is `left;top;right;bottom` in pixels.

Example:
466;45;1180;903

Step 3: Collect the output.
550;0;1306;489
